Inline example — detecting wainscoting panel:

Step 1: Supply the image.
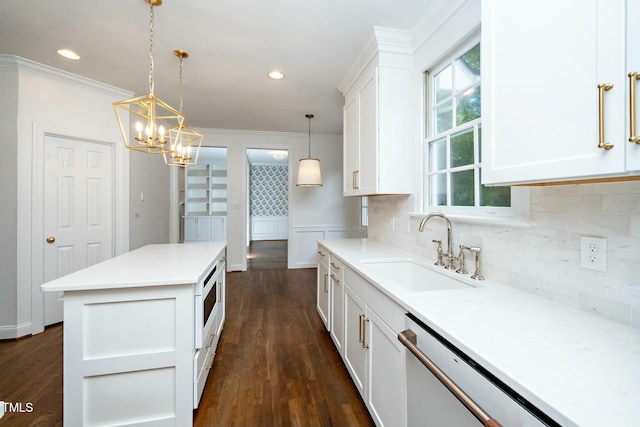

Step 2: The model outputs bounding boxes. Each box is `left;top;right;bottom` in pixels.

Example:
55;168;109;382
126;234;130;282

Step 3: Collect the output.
251;216;288;241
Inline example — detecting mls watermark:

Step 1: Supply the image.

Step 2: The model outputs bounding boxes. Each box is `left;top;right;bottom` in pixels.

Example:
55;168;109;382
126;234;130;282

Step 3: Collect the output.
0;401;34;419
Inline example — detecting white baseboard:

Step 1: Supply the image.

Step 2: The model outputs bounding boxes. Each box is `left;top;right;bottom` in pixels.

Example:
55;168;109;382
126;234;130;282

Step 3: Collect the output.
0;322;32;339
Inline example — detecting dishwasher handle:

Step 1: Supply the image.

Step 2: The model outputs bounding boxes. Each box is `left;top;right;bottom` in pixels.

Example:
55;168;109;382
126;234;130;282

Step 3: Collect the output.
398;329;502;427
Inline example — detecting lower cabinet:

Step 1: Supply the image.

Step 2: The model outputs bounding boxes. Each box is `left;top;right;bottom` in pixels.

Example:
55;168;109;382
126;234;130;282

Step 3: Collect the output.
317;245;407;427
317;252;330;330
184;216;227;242
329;271;344;355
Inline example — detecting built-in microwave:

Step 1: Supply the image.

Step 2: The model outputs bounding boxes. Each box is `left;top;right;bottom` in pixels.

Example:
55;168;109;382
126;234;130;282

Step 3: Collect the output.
195;261;219;349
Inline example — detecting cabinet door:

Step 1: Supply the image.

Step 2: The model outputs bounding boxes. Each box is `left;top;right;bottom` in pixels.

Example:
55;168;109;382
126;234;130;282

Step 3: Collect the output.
329;273;344;355
343;96;360;195
358;70;378;194
316;261;330;330
367;309;407;427
184;217;211;242
343;285;367;396
626;0;640;171
482;0;626;185
210;216;226;241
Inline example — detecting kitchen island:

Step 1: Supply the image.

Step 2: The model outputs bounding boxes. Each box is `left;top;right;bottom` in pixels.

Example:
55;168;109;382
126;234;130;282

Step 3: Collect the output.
41;242;226;427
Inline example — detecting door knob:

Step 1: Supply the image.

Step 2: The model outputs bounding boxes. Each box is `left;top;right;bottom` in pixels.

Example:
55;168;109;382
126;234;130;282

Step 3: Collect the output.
46;236;56;244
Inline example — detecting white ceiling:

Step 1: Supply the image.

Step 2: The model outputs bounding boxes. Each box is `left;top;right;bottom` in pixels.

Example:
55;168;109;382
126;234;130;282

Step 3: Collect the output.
0;0;430;135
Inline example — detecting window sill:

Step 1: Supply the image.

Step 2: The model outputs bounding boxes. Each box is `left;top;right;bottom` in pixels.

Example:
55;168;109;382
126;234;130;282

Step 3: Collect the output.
409;212;533;229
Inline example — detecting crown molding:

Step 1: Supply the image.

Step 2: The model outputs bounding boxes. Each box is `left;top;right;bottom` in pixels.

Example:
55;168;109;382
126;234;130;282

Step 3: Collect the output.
410;0;471;51
337;26;412;95
0;54;133;99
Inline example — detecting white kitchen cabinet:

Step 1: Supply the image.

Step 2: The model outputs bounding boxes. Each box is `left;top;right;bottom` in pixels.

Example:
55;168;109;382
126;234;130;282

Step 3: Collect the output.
482;0;640;185
317;243;407;427
343;284;368;395
329;257;345;355
340;28;413;196
184;216;227;242
316;249;330;330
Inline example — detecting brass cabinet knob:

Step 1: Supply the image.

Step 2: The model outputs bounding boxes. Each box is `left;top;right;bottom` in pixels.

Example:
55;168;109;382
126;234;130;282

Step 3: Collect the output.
46;236;56;244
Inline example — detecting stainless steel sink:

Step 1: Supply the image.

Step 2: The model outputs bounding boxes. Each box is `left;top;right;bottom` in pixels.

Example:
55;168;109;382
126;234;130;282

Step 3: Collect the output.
362;260;473;292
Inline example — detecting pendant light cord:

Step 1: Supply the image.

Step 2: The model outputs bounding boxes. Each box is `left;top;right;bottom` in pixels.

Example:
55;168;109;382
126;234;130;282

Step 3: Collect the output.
148;1;155;96
306;114;313;158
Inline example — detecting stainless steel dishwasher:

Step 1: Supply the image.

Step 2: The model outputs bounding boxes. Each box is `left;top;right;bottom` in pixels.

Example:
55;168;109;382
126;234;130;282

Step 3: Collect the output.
400;313;562;427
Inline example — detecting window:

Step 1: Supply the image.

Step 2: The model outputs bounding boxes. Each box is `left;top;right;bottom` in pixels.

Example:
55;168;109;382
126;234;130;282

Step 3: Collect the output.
360;197;368;228
424;37;512;214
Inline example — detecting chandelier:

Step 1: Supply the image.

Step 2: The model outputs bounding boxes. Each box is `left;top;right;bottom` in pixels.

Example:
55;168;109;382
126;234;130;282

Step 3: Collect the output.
113;0;183;155
164;50;203;167
296;114;322;187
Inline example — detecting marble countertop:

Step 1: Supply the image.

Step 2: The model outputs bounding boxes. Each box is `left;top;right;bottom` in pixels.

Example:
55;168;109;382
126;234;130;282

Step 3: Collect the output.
41;242;227;292
319;238;640;427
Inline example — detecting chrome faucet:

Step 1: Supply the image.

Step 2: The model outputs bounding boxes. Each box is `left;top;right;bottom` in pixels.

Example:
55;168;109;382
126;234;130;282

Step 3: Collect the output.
418;212;455;269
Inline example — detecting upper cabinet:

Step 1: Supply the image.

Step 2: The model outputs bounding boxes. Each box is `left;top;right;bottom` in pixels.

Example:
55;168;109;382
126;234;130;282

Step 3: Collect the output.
482;0;640;185
339;27;413;196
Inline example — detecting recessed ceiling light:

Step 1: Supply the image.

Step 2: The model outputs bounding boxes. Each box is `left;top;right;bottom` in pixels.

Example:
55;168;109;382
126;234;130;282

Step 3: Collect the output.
57;49;80;60
267;70;285;80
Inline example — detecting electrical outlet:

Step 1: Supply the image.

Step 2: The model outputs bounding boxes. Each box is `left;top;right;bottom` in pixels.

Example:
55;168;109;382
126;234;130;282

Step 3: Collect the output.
580;236;607;272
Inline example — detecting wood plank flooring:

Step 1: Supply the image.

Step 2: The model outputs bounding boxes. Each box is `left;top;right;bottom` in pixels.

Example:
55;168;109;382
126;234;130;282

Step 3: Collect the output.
194;267;374;427
0;255;373;426
247;240;288;270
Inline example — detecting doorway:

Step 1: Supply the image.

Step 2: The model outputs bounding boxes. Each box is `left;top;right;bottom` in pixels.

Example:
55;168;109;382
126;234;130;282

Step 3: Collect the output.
246;149;289;269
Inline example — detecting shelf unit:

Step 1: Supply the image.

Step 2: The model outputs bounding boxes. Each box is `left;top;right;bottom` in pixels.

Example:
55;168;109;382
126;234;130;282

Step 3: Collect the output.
184;161;228;242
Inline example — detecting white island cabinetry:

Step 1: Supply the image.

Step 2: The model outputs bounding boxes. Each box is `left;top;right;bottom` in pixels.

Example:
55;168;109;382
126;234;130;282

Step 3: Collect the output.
41;242;226;427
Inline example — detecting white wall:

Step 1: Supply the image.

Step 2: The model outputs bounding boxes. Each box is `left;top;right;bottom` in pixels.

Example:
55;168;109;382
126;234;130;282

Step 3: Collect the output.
0;55;131;338
189;128;360;271
129;152;171;250
366;0;640;329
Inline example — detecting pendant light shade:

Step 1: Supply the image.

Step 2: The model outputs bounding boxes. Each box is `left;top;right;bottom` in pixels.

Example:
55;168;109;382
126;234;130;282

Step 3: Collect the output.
113;0;183;155
296;114;322;187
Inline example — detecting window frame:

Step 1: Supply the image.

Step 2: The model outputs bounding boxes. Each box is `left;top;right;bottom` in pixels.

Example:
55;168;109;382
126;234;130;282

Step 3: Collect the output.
422;34;527;220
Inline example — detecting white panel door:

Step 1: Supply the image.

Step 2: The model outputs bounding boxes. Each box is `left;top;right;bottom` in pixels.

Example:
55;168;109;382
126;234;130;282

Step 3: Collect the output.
43;136;114;325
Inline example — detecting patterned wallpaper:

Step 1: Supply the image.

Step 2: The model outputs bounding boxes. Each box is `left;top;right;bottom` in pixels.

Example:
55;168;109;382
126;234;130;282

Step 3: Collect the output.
250;164;288;216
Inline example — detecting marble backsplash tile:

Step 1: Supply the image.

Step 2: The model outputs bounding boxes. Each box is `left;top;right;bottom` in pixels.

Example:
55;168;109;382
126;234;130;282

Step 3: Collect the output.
367;182;640;329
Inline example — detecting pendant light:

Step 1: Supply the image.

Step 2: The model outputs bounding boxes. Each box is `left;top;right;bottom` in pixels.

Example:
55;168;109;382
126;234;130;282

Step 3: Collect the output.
164;50;203;167
296;114;322;187
113;0;184;155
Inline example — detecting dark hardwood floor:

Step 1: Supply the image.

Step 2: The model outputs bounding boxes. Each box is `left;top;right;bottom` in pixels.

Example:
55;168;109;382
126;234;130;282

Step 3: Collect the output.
0;249;373;427
247;240;288;270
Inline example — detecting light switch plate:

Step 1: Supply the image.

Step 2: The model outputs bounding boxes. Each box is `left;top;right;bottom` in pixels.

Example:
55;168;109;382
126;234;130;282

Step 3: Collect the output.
580;236;607;272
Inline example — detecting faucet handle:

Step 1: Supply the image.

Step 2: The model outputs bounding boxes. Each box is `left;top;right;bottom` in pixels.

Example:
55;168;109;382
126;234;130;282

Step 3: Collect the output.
469;246;485;280
432;240;445;266
456;245;470;274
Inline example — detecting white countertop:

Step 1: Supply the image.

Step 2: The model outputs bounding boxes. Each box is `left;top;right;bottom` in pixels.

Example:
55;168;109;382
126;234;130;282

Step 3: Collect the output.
319;238;640;427
41;242;227;292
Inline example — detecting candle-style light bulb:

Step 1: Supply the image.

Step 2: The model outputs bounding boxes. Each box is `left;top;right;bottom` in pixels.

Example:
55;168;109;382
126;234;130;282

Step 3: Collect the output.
158;125;165;143
135;122;143;140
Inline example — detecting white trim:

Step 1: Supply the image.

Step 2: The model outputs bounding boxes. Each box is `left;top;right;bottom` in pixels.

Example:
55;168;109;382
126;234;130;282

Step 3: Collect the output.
0;322;32;340
0;55;132;99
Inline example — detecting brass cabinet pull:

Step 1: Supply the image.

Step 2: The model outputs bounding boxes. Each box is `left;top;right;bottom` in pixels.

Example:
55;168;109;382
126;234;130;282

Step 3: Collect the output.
362;317;369;349
355;170;359;189
330;273;339;284
358;314;363;344
629;72;640;143
46;236;56;244
352;170;356;190
317;250;325;257
330;262;340;270
597;83;615;150
324;274;328;293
